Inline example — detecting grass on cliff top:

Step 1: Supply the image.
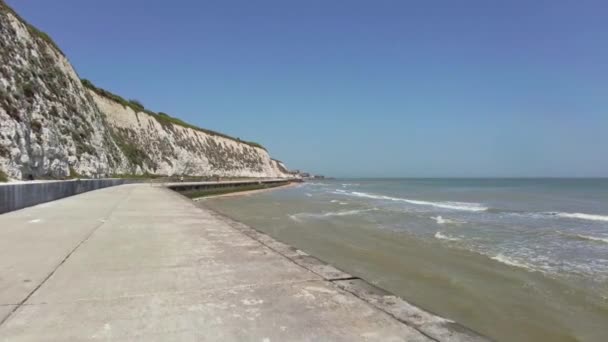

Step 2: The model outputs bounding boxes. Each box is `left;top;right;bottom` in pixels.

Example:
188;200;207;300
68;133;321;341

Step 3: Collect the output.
81;79;266;150
0;0;65;56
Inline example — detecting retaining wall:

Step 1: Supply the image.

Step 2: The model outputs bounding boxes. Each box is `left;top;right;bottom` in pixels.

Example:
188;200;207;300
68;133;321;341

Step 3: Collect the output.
0;179;136;214
167;179;290;194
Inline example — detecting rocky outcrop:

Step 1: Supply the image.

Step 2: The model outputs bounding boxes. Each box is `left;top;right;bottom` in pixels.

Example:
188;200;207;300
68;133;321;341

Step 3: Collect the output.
0;1;290;180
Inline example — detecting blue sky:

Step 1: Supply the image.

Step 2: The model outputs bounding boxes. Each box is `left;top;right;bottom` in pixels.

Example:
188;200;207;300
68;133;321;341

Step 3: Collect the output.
8;0;608;177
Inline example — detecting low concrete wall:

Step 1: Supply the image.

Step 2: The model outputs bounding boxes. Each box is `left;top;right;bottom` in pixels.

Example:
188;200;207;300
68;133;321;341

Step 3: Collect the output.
167;179;291;194
0;179;136;214
0;178;292;215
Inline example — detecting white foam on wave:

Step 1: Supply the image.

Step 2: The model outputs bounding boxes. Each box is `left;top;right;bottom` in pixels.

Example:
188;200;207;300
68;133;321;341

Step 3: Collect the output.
434;231;461;241
551;212;608;222
491;254;535;272
289;208;377;222
431;216;464;225
334;190;487;212
574;234;608;244
304;182;326;186
433;216;447;225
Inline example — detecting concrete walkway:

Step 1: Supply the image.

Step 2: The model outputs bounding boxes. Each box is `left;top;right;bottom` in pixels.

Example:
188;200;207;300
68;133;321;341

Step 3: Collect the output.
0;184;485;341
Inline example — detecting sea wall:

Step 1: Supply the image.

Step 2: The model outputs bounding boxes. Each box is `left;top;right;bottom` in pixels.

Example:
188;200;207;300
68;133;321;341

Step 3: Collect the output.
167;179;290;195
0;179;135;214
0;178;292;214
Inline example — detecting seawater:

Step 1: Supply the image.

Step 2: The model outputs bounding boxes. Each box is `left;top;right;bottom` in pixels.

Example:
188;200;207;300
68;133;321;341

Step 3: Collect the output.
203;178;608;341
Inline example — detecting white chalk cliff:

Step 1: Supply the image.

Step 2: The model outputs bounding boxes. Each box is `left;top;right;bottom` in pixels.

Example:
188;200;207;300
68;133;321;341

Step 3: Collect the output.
0;1;290;180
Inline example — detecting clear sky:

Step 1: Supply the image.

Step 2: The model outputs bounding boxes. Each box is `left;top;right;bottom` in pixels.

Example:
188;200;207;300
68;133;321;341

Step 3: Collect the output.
8;0;608;177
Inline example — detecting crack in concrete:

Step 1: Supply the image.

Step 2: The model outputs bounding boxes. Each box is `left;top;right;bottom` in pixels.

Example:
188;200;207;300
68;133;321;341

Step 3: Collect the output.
328;276;359;282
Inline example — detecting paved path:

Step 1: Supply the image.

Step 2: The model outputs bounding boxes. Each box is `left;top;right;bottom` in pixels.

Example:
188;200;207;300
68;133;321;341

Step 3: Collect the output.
0;184;484;341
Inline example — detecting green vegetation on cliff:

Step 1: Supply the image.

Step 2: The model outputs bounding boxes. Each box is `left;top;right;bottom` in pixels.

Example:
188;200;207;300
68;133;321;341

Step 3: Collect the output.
1;0;267;152
0;0;65;56
0;169;8;182
81;79;266;150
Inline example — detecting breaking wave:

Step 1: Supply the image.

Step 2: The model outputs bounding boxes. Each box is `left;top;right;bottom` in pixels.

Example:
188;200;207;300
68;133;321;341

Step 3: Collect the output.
289;208;377;222
548;212;608;222
562;233;608;244
434;231;461;241
491;254;536;272
431;216;463;225
334;190;488;212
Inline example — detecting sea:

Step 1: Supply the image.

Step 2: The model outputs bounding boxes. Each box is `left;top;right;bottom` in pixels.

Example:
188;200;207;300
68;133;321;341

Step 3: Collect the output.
202;178;608;341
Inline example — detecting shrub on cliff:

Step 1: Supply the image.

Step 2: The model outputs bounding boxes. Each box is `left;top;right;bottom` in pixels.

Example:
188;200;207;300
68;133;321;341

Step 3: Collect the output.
128;99;145;112
0;169;8;182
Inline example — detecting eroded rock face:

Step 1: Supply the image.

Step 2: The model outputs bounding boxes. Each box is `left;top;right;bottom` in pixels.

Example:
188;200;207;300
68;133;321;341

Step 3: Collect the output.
91;91;290;178
0;8;122;180
0;2;290;180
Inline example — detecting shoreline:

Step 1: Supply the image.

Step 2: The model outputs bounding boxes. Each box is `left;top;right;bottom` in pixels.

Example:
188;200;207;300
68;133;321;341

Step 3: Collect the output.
200;179;608;341
194;198;488;341
192;181;300;200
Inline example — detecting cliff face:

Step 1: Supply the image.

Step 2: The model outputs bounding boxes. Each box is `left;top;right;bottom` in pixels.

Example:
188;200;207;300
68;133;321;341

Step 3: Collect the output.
91;91;289;178
0;2;290;180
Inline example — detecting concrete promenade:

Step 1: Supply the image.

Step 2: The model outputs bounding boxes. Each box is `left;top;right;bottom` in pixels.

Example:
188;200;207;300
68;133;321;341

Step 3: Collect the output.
0;184;486;341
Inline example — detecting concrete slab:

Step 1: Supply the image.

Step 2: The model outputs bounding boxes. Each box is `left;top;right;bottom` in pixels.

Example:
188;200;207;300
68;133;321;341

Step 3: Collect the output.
1;281;432;342
0;306;15;323
0;185;135;305
0;184;485;341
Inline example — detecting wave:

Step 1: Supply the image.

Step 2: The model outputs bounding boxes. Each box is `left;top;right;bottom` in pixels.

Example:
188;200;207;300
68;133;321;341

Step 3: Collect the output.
561;233;608;244
548;212;608;222
433;216;447;225
334;190;488;212
289;208;377;222
434;231;461;241
491;254;535;271
431;216;464;225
